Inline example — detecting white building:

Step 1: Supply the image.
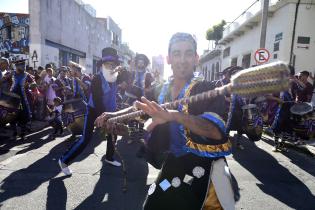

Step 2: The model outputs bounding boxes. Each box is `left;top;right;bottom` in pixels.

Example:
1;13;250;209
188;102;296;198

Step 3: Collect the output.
29;0;128;74
199;0;315;81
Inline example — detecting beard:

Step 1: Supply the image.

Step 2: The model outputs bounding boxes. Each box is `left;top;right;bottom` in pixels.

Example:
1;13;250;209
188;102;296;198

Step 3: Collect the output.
101;65;117;83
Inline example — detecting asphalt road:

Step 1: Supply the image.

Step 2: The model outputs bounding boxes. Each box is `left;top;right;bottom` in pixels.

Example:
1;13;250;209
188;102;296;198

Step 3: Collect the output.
0;126;314;210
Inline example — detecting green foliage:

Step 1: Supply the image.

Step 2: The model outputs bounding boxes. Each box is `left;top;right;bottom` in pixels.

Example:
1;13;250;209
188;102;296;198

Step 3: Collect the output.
206;20;226;44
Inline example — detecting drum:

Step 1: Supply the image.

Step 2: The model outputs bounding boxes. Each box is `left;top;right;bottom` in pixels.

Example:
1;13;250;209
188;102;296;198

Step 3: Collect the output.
125;85;142;104
62;98;87;136
290;102;313;139
0;91;21;125
241;104;263;141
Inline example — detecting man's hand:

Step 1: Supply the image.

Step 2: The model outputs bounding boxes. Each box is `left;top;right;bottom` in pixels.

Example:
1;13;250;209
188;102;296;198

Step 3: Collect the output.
135;97;177;131
94;112;128;136
95;112;117;128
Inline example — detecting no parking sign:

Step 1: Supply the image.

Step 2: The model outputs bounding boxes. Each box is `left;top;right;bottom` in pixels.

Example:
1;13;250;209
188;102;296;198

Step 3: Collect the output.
254;48;270;64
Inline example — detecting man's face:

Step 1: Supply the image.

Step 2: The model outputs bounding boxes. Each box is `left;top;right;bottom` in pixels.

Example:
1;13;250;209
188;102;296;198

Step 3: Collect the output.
47;70;53;77
168;41;198;80
300;74;308;83
70;68;77;77
60;71;66;78
16;68;24;74
0;61;8;71
137;60;145;69
102;61;117;71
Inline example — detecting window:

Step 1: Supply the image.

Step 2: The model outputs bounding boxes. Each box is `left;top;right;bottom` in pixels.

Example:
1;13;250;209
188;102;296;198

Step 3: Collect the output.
242;53;251;69
223;47;230;58
275;32;283;42
231;57;237;66
211;64;215;81
215;62;220;80
274;54;278;59
274;42;280;52
297;36;310;44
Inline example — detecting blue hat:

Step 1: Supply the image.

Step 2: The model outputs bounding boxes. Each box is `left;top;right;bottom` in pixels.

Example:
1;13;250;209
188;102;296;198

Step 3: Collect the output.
101;47;120;65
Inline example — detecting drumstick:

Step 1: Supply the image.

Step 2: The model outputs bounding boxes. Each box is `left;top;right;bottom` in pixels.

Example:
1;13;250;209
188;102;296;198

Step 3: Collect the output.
108;61;289;124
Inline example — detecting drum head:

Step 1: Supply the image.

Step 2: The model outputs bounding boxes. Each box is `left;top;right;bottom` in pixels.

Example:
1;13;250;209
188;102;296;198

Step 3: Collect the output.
242;104;257;110
290;102;313;115
254;96;266;103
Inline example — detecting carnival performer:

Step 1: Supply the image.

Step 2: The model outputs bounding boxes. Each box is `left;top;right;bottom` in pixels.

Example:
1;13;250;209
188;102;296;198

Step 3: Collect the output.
58;47;124;176
95;32;236;210
69;61;91;102
269;65;296;152
10;59;35;140
134;53;150;94
55;66;72;101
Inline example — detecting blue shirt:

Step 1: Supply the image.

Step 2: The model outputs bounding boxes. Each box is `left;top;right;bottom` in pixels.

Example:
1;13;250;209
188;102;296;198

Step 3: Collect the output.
158;78;192;157
88;72;117;112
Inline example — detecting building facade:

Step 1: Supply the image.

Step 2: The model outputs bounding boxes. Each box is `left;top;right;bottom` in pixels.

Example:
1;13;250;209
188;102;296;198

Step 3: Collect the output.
29;0;128;73
199;0;315;81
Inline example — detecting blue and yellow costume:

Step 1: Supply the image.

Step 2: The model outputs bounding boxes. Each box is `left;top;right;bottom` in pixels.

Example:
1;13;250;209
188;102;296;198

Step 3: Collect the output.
143;76;236;210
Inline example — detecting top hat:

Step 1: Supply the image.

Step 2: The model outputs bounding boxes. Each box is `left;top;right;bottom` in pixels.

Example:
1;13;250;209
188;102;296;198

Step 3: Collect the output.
100;47;120;65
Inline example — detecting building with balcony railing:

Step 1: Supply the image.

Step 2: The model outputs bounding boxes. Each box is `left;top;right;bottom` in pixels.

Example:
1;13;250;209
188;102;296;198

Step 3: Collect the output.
199;0;315;81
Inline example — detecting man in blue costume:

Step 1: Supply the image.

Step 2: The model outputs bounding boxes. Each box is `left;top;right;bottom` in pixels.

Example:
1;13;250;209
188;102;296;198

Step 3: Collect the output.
96;33;236;210
134;53;150;94
10;59;34;140
58;47;124;176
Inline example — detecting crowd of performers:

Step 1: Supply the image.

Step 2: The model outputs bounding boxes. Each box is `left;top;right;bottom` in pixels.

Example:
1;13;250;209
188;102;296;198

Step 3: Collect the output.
1;31;315;209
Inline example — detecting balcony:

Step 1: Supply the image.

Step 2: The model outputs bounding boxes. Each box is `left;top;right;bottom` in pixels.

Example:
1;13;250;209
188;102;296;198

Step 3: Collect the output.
220;0;282;45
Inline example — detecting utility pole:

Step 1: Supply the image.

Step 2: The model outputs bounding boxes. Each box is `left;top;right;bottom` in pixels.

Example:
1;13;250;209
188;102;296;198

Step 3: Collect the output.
260;0;269;48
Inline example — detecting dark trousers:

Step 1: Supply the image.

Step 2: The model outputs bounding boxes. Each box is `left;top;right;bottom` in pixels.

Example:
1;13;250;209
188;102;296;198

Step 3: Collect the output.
53;118;63;135
60;107;115;165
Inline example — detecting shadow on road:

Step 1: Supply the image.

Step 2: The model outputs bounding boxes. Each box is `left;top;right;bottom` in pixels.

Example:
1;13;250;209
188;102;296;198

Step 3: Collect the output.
75;138;149;210
0;131;103;206
46;176;68;210
261;136;315;178
233;136;315;209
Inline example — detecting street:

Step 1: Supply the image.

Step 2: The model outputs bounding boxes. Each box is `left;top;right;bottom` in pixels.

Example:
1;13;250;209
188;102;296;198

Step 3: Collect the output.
0;126;315;210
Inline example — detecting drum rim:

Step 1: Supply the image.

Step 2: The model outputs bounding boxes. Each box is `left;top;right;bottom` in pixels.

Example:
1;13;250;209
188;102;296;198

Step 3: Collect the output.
242;104;257;109
1;91;21;99
63;98;85;104
290;102;313;115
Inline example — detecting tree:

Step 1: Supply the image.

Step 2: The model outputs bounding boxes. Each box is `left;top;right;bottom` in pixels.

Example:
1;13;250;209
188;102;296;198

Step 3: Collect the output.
206;20;226;47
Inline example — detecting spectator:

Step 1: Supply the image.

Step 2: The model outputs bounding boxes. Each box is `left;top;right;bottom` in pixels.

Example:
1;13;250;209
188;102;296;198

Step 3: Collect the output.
296;71;313;102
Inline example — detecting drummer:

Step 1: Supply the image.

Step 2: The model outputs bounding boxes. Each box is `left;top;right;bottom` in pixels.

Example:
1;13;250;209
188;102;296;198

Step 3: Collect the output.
270;65;296;152
134;53;150;94
58;47;124;176
225;66;248;149
10;59;35;140
69;62;91;102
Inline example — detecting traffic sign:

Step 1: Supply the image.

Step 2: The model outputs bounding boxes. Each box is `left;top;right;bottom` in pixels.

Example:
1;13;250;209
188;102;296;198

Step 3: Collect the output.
254;48;270;64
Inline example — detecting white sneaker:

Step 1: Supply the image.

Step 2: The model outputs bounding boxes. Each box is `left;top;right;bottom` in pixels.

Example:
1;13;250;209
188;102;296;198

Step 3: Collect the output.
105;159;121;167
58;159;72;176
